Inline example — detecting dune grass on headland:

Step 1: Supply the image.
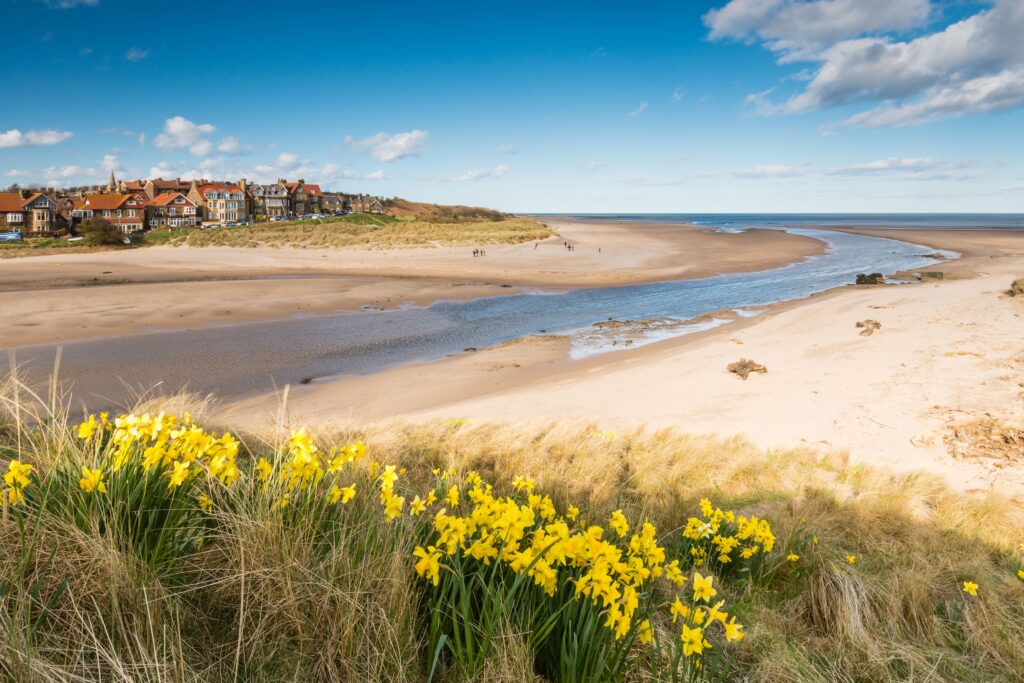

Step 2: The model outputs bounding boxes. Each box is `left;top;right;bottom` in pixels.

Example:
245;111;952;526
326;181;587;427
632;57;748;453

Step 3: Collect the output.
2;383;1022;682
172;214;553;250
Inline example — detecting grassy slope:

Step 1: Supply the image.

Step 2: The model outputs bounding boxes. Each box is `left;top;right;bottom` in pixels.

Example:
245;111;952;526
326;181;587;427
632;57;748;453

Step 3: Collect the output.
172;213;552;249
1;385;1022;682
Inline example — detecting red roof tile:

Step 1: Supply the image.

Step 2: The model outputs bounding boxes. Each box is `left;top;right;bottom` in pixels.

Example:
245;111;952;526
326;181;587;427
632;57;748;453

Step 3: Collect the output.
0;193;29;212
73;194;131;211
147;192;194;207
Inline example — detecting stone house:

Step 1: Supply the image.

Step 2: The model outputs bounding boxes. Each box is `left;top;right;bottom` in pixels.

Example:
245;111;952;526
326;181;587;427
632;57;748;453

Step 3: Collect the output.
283;179;323;215
189;183;249;224
247;181;290;219
0;191;61;234
145;192;199;229
72;194;146;233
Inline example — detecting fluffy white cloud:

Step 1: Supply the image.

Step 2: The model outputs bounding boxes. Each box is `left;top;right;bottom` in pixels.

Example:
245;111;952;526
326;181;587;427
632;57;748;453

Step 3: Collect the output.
705;0;930;58
0;129;74;148
671;87;684;102
125;47;149;62
734;164;806;178
628;102;648;117
153;116;216;156
147;161;176;179
451;165;509;182
720;0;1024;127
343;169;386;181
217;136;252;154
829;157;981;180
841;67;1024;127
347;130;428;162
100;154;121;173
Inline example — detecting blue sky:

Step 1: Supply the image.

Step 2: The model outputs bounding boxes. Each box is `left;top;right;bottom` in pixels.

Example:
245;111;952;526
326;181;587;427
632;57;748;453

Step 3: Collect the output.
2;0;1022;212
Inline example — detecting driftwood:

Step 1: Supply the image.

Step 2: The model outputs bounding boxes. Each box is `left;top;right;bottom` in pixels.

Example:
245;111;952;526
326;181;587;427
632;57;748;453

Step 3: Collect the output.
727;358;767;380
855;319;881;337
1011;277;1024;297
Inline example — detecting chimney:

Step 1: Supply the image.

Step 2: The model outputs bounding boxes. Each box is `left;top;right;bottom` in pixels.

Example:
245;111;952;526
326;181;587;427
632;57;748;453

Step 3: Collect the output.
238;177;248;192
19;189;29;200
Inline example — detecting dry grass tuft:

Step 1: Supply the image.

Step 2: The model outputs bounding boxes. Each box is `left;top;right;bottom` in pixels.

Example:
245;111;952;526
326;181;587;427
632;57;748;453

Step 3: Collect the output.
727;358;768;380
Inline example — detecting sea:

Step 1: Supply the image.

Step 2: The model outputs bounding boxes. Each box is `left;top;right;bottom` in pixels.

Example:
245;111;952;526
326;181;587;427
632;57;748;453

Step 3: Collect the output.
553;213;1024;231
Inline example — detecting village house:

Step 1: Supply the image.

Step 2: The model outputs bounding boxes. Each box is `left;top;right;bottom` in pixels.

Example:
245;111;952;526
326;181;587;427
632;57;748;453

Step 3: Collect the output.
145;192;199;229
283;179;323;215
0;191;61;235
247;180;290;219
321;192;346;213
72;194;146;233
188;182;249;224
347;193;384;214
107;173;194;200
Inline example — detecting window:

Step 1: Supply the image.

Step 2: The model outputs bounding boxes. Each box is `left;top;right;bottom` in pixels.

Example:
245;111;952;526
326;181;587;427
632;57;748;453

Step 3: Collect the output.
7;213;22;222
128;210;136;217
103;210;111;217
174;197;183;203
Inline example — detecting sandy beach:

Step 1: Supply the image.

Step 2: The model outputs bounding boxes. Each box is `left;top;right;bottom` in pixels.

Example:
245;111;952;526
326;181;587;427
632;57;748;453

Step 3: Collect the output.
227;229;1024;493
0;218;822;347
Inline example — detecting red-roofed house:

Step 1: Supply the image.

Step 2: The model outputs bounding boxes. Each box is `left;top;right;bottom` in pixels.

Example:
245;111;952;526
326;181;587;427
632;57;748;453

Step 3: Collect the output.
0;191;61;234
145;192;199;229
188;183;249;224
72;194;146;233
282;179;323;215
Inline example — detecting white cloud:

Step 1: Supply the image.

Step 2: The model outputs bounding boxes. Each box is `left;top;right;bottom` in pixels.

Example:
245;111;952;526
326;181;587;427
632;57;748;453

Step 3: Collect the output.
829;157;981;180
275;152;299;168
628;102;648;117
148;161;176;179
724;0;1024;127
343;169;386;181
734;164;807;178
100;154;121;173
494;144;517;154
671;88;684;102
0;129;74;148
79;47;93;57
840;67;1024;128
6;165;94;183
153;116;216;156
40;0;98;8
451;165;509;182
705;0;930;59
217;136;252;154
125;47;149;62
347;130;428;162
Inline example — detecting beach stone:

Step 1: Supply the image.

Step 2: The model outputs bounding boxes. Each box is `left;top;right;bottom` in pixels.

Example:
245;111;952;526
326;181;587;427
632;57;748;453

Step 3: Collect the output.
855;273;885;285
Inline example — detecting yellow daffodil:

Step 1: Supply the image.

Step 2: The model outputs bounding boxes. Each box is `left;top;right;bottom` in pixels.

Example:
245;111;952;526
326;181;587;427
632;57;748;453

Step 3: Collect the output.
723;616;745;642
692;572;717;602
680;624;706;657
341;484;356;504
78;467;107;494
637;619;653;645
963;581;978;596
410;496;427;515
7;485;26;506
566;504;580;521
671;598;690;624
255;457;273;482
414;546;441;586
609;509;629;537
445;485;460;508
167;461;190;491
197;493;213;511
1017;569;1024;582
327;485;342;504
4;460;33;490
846;555;856;565
787;553;800;562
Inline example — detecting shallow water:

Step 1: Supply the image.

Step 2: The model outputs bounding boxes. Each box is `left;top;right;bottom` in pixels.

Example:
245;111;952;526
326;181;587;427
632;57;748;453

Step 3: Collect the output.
9;228;950;409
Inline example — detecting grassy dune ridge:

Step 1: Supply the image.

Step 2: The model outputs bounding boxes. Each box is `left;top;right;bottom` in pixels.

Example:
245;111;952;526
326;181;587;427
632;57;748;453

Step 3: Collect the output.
170;214;553;250
1;383;1023;682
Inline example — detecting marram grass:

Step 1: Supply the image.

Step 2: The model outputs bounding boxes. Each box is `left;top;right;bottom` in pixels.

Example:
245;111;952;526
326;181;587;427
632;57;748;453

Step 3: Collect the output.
0;389;1023;682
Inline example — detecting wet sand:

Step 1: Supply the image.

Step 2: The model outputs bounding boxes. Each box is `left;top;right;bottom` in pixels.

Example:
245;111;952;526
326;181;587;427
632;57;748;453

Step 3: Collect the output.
230;230;1024;494
0;219;823;347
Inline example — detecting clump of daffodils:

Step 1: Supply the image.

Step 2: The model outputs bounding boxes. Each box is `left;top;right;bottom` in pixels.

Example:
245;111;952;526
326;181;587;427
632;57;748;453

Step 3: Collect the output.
412;471;750;674
682;498;776;572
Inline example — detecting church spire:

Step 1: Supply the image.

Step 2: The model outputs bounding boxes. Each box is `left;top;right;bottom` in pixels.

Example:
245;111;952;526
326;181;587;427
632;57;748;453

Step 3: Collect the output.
106;170;117;193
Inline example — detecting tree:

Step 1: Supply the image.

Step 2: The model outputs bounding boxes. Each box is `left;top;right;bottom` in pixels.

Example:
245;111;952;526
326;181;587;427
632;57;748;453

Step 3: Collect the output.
78;218;124;245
